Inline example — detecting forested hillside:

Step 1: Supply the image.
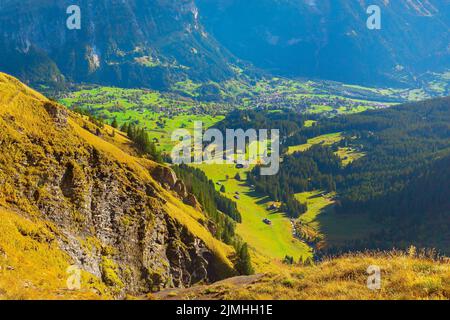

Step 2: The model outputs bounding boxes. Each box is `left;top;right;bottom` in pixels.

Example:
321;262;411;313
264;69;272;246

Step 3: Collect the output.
226;98;450;254
0;0;237;89
329;154;450;254
308;97;450;204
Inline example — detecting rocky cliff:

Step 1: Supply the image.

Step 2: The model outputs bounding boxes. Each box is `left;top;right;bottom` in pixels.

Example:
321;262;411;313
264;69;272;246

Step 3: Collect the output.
0;0;236;89
0;72;235;298
198;0;450;86
1;0;448;88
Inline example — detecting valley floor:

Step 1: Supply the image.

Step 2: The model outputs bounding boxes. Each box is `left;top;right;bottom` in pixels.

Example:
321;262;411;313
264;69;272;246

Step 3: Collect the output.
192;164;312;271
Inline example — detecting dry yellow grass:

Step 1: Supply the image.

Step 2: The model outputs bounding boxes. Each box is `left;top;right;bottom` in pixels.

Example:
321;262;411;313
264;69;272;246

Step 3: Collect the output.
0;72;236;297
69;118;235;272
0;206;109;300
154;250;450;300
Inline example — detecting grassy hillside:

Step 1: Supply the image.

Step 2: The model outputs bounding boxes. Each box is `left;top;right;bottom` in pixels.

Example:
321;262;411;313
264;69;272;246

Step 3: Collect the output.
154;250;450;300
192;164;312;271
0;206;111;300
294;191;382;249
0;72;236;299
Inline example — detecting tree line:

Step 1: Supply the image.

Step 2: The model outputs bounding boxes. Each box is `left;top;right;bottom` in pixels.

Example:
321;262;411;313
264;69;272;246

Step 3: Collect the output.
173;164;253;275
118;121;162;162
248;145;340;218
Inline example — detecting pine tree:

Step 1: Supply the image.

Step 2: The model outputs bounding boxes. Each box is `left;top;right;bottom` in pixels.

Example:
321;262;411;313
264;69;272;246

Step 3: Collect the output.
120;123;128;133
111;117;118;129
235;243;254;275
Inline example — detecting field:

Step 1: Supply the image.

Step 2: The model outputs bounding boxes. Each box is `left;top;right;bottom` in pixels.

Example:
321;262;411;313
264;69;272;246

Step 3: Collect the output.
303;120;317;127
335;147;366;166
294;191;381;248
287;132;344;154
59;86;226;152
192;163;312;269
287;132;365;166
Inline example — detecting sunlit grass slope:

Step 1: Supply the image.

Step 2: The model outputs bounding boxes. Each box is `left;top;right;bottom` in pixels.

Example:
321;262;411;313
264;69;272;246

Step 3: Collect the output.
154;251;450;300
193;164;312;271
0;206;109;300
294;191;381;248
287;132;344;154
0;72;235;298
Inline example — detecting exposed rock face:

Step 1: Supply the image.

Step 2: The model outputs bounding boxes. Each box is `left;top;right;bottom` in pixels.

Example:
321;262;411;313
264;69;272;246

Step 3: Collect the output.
184;193;201;211
22;142;218;295
0;73;232;297
152;166;178;190
0;0;235;89
151;166;202;211
43;102;68;126
198;0;450;86
173;180;188;198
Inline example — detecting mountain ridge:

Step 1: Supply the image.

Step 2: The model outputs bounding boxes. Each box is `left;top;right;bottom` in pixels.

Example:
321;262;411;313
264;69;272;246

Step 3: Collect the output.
1;0;449;89
0;0;238;89
197;0;450;86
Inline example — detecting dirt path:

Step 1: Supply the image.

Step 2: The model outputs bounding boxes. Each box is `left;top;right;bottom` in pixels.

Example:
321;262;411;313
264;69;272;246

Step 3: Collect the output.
151;274;264;300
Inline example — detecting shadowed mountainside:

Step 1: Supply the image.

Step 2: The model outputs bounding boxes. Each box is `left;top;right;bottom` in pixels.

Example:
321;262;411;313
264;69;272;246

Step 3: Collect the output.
198;0;450;86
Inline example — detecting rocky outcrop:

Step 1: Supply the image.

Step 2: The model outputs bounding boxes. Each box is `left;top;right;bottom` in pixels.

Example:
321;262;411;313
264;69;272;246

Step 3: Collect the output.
152;166;178;190
173;180;188;198
43;102;68;126
151;166;202;211
184;193;201;210
0;74;232;298
20;144;220;296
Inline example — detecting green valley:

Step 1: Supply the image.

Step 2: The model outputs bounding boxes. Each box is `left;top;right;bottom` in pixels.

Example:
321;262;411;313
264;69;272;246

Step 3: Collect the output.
191;164;312;271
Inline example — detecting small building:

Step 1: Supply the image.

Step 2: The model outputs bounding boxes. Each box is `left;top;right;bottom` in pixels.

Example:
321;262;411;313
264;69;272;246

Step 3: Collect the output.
267;202;281;211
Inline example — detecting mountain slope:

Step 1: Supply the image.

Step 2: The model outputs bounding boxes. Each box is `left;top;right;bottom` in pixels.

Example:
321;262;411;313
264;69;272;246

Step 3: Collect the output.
198;0;450;86
0;0;236;89
3;0;448;89
300;97;450;253
154;251;450;300
333;153;450;254
0;72;236;299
